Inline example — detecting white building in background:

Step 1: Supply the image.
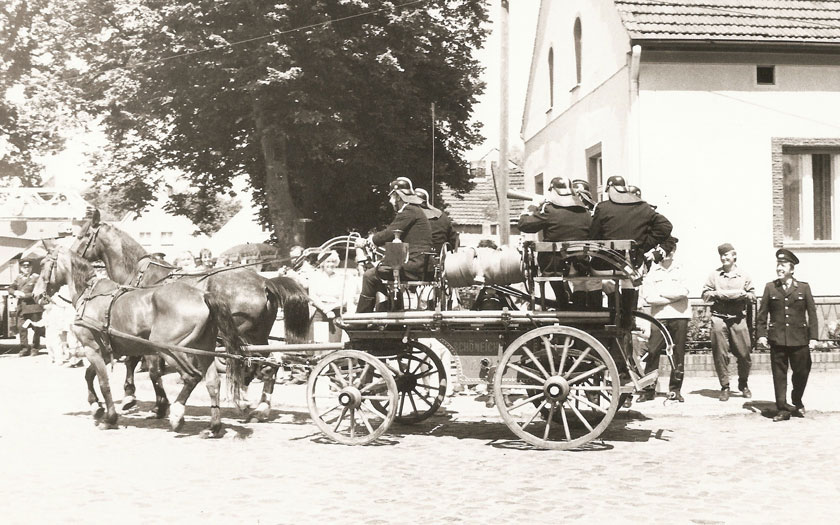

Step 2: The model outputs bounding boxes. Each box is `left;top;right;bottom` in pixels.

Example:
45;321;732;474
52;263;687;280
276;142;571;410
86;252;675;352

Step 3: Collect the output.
522;0;840;295
118;200;209;261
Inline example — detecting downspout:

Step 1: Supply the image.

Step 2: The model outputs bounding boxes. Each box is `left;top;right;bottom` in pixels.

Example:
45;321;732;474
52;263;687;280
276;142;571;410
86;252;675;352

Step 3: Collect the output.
628;44;642;185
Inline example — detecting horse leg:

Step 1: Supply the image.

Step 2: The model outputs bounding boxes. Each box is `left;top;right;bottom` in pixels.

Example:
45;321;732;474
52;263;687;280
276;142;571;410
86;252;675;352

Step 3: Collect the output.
200;362;224;438
147;356;169;419
248;362;277;423
169;363;202;433
86;350;118;429
85;364;104;421
234;364;257;414
121;355;141;411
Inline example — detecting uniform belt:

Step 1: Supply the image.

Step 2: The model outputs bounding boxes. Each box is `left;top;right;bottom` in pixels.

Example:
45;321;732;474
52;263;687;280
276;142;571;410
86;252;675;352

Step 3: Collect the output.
711;312;744;321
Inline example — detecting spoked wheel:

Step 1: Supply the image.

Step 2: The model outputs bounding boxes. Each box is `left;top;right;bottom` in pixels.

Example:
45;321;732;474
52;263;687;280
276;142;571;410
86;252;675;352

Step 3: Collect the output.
369;341;448;424
494;326;621;450
307;350;398;445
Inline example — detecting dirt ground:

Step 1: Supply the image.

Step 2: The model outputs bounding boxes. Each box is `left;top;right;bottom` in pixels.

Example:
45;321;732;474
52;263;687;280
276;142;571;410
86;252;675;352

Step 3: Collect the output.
1;353;839;524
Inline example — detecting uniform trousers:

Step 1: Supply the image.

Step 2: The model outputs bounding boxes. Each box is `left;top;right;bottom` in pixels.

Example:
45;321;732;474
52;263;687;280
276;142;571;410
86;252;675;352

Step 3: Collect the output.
770;344;811;411
643;318;688;393
710;315;752;390
17;311;43;349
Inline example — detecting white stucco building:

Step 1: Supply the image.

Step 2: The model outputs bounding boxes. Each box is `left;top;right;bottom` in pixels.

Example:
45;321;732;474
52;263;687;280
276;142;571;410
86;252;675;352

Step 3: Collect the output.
522;0;840;295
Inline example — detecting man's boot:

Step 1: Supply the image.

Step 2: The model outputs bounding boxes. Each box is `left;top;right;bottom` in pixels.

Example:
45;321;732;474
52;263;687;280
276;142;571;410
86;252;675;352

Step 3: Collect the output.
570;291;587;310
356;294;376;314
18;345;31;357
587;290;604;309
619;289;639;331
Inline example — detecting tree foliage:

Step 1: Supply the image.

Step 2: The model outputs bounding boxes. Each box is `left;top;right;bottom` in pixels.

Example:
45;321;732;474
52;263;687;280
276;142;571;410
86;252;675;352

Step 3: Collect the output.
68;0;488;249
1;0;85;186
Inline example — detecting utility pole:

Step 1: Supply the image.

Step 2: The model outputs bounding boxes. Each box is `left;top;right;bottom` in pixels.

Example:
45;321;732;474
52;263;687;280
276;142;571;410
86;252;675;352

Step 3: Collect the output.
498;0;510;246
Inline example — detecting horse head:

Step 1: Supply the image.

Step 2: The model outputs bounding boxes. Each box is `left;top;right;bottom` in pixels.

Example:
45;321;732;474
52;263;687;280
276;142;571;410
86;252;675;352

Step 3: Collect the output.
71;210;103;261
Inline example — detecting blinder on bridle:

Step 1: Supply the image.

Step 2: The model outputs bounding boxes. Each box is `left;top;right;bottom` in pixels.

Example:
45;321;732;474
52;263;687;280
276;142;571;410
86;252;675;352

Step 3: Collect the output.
77;223;101;259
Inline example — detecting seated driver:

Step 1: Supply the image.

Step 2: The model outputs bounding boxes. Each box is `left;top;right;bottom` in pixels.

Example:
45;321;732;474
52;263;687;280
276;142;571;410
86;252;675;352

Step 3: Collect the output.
355;177;433;313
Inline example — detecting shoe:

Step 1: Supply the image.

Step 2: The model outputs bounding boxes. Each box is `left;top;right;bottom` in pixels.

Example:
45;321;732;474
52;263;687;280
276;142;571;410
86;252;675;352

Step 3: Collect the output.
793;405;806;417
669;391;685;403
636;391;655;403
773;410;791;422
18;347;31;357
622;395;633;409
740;387;752;399
719;388;730;402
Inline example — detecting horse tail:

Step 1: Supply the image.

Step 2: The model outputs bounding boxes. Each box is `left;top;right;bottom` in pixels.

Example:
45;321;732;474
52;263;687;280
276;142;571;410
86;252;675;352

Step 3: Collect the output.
203;292;246;395
266;276;311;344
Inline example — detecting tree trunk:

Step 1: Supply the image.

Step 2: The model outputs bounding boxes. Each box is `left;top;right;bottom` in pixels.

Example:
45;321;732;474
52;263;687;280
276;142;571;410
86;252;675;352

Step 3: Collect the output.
253;102;301;252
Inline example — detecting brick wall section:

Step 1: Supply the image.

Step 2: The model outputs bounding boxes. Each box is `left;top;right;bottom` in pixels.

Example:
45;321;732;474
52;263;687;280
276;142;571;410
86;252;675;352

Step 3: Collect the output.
771;137;840;247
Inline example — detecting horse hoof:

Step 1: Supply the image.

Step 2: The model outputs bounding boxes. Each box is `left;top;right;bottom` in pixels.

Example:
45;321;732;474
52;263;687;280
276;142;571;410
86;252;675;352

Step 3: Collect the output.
93;407;105;421
121;396;137;411
170;418;185;432
200;427;224;439
154;404;170;419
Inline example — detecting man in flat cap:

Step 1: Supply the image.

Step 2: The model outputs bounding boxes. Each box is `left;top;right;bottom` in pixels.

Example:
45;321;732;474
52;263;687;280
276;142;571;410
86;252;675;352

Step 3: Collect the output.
755;249;818;422
702;243;756;401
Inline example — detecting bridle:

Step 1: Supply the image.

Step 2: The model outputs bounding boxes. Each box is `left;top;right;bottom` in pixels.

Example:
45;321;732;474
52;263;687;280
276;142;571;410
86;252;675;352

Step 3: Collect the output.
37;250;59;300
77;224;101;259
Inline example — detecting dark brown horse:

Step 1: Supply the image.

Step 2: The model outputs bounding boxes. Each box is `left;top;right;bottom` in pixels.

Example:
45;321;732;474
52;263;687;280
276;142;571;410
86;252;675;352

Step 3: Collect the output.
34;246;247;437
71;211;310;421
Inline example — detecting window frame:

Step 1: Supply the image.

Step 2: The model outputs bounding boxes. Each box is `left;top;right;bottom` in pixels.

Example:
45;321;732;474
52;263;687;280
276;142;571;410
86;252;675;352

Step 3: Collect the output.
772;138;840;248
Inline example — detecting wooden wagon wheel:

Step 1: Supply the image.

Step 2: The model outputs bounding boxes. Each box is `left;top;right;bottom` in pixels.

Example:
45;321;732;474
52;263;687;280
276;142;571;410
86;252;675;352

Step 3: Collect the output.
306;350;398;445
493;326;620;450
368;341;447;423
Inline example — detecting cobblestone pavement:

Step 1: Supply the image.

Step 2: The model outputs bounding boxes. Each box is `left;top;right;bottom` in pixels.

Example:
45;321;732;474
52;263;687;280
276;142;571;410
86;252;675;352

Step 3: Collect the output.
1;354;839;524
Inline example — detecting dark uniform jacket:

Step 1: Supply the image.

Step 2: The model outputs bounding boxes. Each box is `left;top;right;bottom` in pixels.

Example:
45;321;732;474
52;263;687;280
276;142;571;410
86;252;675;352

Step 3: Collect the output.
589;200;672;267
518;202;591;241
10;272;44;315
422;207;459;253
372;203;433;275
756;279;818;347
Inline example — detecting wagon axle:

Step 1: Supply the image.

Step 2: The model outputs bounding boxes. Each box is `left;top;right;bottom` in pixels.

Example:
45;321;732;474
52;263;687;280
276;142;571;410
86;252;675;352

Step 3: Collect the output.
337;387;363;409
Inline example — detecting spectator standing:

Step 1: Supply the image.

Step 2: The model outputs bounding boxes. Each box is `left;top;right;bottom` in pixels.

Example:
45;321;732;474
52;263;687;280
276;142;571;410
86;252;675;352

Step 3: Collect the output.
755;249;818;422
308;250;355;342
196;248;214;272
702;243;755;401
639;237;688;402
9;259;44;357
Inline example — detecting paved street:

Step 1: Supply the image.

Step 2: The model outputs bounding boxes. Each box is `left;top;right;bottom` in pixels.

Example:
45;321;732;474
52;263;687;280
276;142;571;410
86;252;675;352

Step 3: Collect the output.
1;353;839;524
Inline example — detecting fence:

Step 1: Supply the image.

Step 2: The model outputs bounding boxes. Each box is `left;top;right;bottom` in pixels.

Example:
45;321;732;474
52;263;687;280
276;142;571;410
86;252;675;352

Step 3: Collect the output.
685;296;840;352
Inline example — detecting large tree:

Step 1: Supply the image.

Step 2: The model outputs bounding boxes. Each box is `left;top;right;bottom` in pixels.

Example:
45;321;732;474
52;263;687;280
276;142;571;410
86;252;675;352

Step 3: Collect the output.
71;0;487;249
1;0;84;186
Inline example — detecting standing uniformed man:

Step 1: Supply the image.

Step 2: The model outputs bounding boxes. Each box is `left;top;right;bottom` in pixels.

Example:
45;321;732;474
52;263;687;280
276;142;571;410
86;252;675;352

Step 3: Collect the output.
755;249;818;422
518;177;593;309
9;259;44;357
415;187;459;253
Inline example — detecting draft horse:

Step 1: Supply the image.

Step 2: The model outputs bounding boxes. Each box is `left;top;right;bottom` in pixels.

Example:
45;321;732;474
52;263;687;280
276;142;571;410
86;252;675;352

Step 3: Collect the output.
34;246;247;437
71;211;311;421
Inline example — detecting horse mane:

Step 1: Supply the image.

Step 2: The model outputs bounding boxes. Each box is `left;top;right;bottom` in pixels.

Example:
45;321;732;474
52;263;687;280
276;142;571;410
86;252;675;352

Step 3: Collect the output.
68;249;95;291
102;223;156;274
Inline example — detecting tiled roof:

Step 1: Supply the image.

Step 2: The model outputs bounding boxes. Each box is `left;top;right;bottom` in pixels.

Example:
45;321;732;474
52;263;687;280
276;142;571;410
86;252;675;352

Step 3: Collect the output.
440;169;526;226
614;0;840;42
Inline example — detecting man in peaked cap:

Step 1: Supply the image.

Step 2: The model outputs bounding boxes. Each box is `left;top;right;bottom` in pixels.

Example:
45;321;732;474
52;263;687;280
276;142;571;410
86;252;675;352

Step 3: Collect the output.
518;176;595;309
701;242;756;402
415;187;459;253
354;177;432;313
756;248;817;422
10;259;44;357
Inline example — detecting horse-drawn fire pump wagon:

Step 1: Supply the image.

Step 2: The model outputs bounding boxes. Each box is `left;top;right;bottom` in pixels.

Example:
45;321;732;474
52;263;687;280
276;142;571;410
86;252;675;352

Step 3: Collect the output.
298;234;674;450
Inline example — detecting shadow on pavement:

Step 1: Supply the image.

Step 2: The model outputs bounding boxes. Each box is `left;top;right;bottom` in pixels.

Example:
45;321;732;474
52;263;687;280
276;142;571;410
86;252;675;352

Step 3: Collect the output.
691;388;726;399
742;400;777;419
